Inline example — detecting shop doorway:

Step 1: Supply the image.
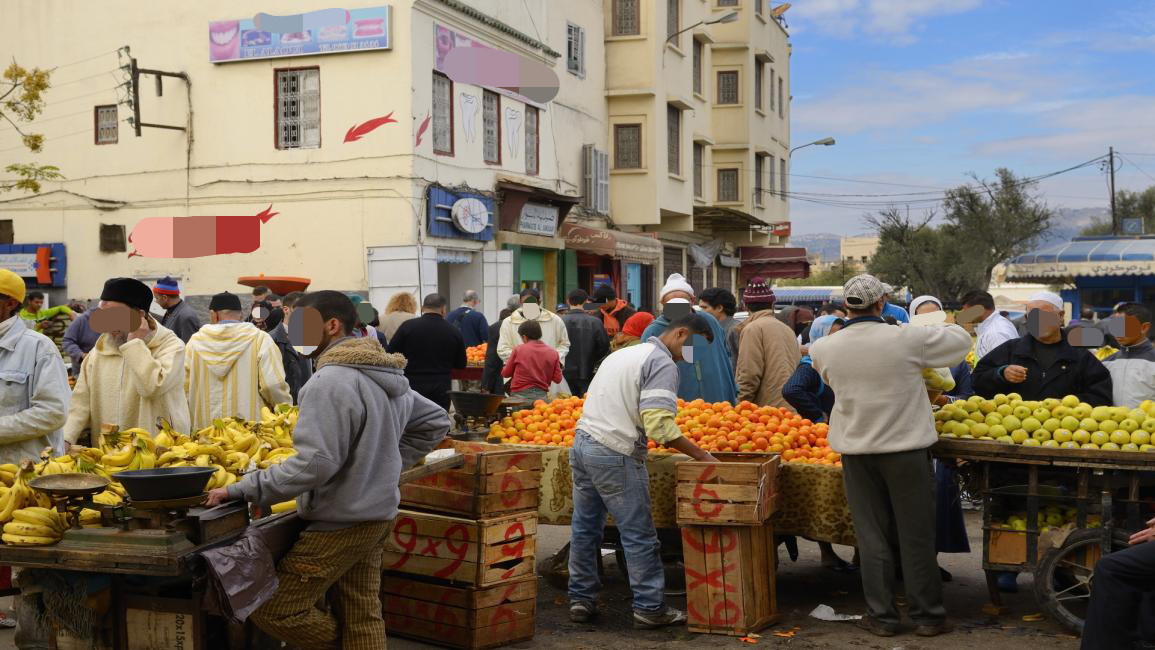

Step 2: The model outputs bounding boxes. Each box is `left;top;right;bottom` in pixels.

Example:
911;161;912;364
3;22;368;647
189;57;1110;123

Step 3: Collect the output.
625;263;643;308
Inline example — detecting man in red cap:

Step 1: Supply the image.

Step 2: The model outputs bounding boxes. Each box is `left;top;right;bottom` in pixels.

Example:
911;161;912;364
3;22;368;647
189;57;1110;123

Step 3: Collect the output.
153;276;203;343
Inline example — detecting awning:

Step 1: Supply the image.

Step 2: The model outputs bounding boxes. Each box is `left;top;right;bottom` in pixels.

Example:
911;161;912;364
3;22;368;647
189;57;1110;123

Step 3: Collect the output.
771;288;842;303
739;246;810;280
561;223;662;264
1004;236;1155;281
496;180;580;234
693;206;769;232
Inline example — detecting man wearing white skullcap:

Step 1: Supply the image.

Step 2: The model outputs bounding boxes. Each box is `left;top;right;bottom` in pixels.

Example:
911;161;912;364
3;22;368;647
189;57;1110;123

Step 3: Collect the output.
972;289;1111;405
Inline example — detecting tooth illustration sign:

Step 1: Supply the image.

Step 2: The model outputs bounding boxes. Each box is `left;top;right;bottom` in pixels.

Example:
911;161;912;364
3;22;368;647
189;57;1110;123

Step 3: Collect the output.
128;205;278;258
344;112;397;142
253;9;349;34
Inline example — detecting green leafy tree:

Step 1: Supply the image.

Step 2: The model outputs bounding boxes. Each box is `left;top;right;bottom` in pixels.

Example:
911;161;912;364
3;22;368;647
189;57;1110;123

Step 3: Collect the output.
1080;187;1155;236
867;168;1054;301
777;261;857;287
0;62;62;193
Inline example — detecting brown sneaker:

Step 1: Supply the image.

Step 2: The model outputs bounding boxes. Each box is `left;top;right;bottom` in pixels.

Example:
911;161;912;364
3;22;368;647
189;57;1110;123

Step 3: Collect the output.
915;622;950;637
856;615;899;637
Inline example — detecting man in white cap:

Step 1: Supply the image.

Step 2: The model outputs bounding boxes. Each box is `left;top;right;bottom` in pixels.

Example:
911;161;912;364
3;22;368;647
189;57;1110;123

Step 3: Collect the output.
639;273;737;403
809;274;971;638
972;290;1112;405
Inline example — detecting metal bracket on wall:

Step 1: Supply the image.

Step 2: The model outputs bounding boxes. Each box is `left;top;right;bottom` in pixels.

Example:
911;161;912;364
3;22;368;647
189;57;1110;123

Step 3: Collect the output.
129;57;190;136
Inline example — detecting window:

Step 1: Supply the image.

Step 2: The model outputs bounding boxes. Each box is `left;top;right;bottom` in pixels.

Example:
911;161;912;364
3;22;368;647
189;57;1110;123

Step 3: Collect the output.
0;220;12;245
755;0;763;15
717;168;739;202
667;0;680;42
768;154;776;198
779;158;787;200
769;68;775;111
583;145;610;214
718;0;739;5
667;105;680;175
567;23;585;77
613;0;640;36
692;40;703;95
483;90;500;164
693;143;704;197
614;124;642;169
754;62;764;110
275;68;320;149
432;72;453;155
754;155;765;206
717;70;739;104
94;105;117;145
99;224;127;253
525;106;539;175
778;76;785;118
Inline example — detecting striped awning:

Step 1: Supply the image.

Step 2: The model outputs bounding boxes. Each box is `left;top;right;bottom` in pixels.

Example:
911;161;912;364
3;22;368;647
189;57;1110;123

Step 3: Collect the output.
1005;236;1155;281
770;288;841;303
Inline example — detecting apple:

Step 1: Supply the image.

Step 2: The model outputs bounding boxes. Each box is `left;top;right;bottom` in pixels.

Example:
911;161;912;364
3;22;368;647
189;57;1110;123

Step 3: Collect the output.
1011;429;1030;444
1071;403;1092;419
1080;417;1100;432
1081;443;1100;450
1099;419;1119;434
1101;441;1121;451
989;424;1008;438
970;423;991;438
1013;405;1032;419
1060;416;1081;431
1045;511;1063;525
994;394;1009;406
997;436;1015;444
1053;429;1073;443
1043;398;1060;409
1113;407;1131;420
1122;443;1140;452
1033;429;1052;443
1002;415;1023;431
1043;418;1062;433
952;409;968;422
997;404;1014;416
1061;395;1080;408
1142;418;1155;432
1119;418;1140;433
1129;408;1147;422
1110;430;1132;446
967;411;986;424
985;413;1003;426
1073;429;1092;444
1006;392;1022;402
1033;407;1052;421
980;400;996;414
1091;431;1110;446
960;434;975;439
1131;430;1152;446
1141;399;1155;413
1022;417;1042;433
1051;405;1071;418
1091;406;1113;422
1141;444;1155;452
1041;439;1060;448
1022;438;1042;446
1010;519;1027;531
1061;441;1080;449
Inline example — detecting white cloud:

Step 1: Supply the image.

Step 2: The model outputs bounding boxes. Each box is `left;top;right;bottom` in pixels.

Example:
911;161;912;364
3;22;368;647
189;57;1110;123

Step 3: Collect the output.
976;95;1155;160
790;0;985;42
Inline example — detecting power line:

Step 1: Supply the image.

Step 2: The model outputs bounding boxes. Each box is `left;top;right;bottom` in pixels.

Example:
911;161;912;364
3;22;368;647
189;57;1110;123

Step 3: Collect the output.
45;48;120;71
47;68;122;88
1117;153;1155;185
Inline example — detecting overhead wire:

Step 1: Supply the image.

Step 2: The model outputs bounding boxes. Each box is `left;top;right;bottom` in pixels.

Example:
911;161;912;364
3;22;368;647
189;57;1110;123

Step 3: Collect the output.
1117;153;1155;185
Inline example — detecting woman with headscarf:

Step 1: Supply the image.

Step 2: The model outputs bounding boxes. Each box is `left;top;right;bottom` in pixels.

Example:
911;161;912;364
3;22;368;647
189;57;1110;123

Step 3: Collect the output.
777;306;816;345
782;315;844;423
611;311;654;352
909;294;971;578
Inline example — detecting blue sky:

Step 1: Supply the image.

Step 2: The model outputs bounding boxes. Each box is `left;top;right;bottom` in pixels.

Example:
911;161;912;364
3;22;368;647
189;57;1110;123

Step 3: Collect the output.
786;0;1155;235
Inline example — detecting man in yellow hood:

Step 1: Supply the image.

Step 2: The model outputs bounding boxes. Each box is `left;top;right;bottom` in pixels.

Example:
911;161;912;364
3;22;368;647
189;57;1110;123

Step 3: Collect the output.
65;278;190;443
185;292;291;431
497;288;571;366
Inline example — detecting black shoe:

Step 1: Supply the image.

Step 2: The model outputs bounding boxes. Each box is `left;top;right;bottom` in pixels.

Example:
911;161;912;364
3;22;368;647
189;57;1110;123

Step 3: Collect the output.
632;606;687;629
569;601;597;623
856;615;899;637
915;622;949;637
939;566;953;582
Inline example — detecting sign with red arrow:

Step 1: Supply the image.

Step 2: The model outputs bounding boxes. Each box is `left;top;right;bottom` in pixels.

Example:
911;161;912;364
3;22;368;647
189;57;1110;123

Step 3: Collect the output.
344;112;397;142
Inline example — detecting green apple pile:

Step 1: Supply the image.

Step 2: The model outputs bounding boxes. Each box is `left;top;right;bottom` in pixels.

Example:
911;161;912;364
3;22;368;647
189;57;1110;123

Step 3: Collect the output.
991;505;1101;533
935;393;1155;452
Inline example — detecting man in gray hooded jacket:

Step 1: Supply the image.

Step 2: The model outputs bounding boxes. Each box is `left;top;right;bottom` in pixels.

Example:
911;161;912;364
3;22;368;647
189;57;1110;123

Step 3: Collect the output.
207;290;449;650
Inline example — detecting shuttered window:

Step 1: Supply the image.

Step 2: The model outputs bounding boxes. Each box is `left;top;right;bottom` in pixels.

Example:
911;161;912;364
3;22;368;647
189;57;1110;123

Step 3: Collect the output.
715;264;733;292
663;246;685;279
667;105;680;175
692;40;703;95
755;62;764;110
667;0;680;41
567;23;585;76
717;168;739;202
778;76;785;118
613;0;640;36
483;90;500;164
614;124;642;169
99;224;127;253
717;70;739;104
693;143;704;198
769;68;775;111
432;72;453;155
276;68;320;149
583;145;610;214
754;154;765;206
768;154;776;198
780;158;787;201
525;106;539;175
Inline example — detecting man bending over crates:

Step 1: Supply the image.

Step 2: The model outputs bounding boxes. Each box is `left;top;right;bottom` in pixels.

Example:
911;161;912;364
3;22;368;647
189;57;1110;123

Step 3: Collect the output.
567;310;717;629
206;290;450;650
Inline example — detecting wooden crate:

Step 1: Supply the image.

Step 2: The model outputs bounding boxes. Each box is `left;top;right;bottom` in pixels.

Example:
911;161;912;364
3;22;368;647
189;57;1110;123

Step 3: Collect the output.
382;574;536;649
676;453;780;526
382;510;537;587
681;523;779;636
401;441;543;518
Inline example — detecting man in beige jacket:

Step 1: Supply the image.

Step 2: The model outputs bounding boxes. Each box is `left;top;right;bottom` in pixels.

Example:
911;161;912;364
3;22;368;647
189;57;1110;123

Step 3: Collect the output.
497;288;570;366
734;278;800;409
65;278;191;443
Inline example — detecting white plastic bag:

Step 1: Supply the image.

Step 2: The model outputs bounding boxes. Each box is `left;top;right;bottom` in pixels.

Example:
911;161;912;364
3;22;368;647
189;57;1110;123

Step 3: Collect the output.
548;377;571;400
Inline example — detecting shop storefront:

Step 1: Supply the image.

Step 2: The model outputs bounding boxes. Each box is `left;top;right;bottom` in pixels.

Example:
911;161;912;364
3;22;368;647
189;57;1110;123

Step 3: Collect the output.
495;180;579;308
738;246;811;299
561;223;662;311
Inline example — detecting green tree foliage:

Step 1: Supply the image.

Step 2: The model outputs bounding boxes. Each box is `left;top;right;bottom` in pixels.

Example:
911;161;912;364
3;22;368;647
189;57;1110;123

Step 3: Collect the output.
1080;187;1155;236
866;168;1054;302
0;62;62;193
777;262;857;287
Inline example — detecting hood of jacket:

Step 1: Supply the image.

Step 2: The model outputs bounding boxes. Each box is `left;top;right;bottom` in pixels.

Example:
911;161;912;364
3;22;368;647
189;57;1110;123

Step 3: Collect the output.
191;322;269;378
93;323;180;357
315;337;410;398
508;307;557;326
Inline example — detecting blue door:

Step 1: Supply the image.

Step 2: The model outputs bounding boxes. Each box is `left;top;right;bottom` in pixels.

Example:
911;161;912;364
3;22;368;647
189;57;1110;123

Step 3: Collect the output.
626;263;642;307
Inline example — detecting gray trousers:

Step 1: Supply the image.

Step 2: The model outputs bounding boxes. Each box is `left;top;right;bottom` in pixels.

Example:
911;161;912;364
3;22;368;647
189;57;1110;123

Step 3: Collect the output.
841;447;945;626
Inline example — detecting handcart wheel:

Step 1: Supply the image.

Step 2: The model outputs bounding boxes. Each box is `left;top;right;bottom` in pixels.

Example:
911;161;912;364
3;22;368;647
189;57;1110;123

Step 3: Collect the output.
1033;528;1130;636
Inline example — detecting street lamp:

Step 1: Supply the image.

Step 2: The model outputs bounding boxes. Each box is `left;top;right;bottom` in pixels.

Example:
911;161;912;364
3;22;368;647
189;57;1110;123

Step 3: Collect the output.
789;137;836;155
666;10;739;43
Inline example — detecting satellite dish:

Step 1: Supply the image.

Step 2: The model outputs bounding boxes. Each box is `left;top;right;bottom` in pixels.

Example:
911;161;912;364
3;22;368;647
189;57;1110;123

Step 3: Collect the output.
771;3;792;17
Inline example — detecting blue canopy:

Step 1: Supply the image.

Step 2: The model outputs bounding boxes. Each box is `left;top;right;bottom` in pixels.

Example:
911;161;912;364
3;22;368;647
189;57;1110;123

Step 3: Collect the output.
1005;236;1155;281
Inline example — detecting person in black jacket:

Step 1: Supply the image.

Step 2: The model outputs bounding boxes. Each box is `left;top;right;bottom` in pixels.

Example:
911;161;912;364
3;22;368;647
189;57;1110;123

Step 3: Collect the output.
388;293;466;410
268;291;312;404
559;289;610;397
972;292;1112;405
482;307;514;395
446;290;489;347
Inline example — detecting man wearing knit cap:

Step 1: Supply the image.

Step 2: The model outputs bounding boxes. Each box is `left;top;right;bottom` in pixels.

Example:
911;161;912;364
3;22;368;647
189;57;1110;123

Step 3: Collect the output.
65;278;191;444
184;292;291;430
640;273;737;403
973;290;1112;405
733;278;800;409
153;276;203;343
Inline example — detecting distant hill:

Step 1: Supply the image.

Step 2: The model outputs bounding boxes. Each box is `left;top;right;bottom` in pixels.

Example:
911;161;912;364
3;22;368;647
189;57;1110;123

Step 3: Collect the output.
1044;206;1109;242
789;232;867;263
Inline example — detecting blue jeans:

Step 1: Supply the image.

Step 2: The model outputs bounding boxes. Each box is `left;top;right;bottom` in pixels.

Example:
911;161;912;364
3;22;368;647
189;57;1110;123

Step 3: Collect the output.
568;431;665;613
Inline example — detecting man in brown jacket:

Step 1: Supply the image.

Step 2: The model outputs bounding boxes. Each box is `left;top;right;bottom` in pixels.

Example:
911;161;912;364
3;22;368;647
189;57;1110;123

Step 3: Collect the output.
735;278;800;409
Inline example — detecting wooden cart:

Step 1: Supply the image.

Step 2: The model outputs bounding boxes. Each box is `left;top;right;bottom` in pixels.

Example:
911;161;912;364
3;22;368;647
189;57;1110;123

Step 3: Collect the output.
933;438;1155;635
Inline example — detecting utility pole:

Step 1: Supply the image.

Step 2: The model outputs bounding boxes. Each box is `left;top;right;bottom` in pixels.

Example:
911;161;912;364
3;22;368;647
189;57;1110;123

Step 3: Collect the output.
1109;146;1118;235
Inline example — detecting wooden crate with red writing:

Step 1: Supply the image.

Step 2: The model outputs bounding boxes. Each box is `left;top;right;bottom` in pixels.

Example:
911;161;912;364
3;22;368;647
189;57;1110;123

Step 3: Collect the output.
382;509;537;587
675;453;780;526
681;523;779;636
401;441;543;518
381;574;536;649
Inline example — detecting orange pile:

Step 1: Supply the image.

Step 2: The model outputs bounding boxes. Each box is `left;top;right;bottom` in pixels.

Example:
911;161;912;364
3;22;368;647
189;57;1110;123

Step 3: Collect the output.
488;397;840;466
466;343;487;364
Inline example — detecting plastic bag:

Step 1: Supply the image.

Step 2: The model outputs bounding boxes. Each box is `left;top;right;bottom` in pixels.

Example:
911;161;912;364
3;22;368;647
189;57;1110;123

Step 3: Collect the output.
548;377;571;400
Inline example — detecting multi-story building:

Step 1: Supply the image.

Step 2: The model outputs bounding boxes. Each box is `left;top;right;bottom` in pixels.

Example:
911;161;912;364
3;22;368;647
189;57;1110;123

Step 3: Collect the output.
840;236;880;269
0;0;793;318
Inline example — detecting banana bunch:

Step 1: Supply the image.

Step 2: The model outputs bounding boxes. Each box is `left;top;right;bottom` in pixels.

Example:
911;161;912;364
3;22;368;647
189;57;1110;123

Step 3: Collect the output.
3;506;67;545
156;442;227;468
205;464;237;490
0;463;18;487
154;418;190;449
258;447;297;470
270;500;296;514
0;462;51;524
101;434;156;472
35;447;76;476
71;453;126;497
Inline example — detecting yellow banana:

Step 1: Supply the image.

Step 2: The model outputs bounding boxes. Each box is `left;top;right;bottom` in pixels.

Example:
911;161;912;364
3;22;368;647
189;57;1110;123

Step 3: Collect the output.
101;445;135;467
195;455;211;468
93;491;122;506
270;500;296;514
4;521;59;538
2;533;59;546
13;508;65;533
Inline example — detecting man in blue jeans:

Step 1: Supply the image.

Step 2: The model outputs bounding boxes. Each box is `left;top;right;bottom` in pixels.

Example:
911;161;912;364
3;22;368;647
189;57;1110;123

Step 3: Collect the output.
568;313;717;629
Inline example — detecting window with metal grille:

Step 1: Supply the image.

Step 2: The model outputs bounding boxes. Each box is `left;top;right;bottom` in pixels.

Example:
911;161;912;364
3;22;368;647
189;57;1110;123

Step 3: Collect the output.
755;62;763;110
567;23;585;77
768;154;776;198
717;168;739;202
716;264;733;292
693;143;704;197
432;72;453;155
667;0;680;42
718;0;739;6
525;106;539;175
613;0;640;36
769;68;775;111
275;68;320;149
667;105;680;175
717;70;739;104
0;221;12;245
754;154;765;206
614;124;642;169
778;76;785;118
94;105;117;145
692;40;703;95
99;224;126;253
584;145;611;214
483;90;500;164
780;157;787;200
